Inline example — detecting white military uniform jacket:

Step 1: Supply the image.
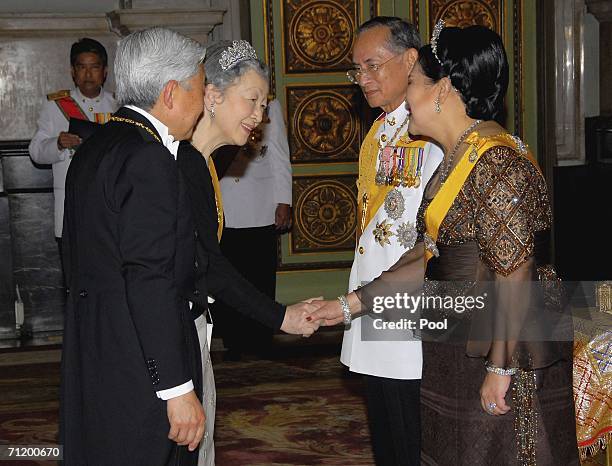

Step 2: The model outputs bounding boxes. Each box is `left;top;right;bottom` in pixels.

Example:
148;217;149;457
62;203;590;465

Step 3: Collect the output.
340;103;443;379
220;99;292;228
29;87;117;237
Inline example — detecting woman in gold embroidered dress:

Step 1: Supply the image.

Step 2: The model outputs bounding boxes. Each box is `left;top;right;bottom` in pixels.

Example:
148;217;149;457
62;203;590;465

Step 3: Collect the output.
403;24;579;465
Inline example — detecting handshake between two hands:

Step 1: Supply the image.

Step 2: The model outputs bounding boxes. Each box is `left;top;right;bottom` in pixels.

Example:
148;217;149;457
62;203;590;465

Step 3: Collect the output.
165;293;359;451
279;295;357;337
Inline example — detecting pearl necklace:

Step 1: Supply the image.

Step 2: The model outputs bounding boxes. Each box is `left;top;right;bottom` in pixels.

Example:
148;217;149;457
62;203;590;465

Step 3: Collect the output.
439;119;482;183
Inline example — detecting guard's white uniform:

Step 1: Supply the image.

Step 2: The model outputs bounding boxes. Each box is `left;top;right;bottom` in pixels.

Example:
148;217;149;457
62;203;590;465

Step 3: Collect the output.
220;99;292;228
29;87;117;237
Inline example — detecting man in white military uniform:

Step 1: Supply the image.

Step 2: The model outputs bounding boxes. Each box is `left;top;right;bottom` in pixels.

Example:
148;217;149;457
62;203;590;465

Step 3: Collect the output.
214;98;292;359
29;38;117;264
307;17;443;466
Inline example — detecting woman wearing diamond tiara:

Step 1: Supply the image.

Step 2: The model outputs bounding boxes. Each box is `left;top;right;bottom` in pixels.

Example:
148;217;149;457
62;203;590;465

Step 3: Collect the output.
404;23;579;465
177;40;320;466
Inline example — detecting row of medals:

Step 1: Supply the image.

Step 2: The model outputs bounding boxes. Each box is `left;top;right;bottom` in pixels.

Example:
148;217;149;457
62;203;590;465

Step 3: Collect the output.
374;141;423;188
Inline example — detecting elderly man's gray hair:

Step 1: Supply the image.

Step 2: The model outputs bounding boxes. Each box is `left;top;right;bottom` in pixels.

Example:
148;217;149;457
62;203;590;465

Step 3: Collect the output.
115;27;205;109
357;16;421;53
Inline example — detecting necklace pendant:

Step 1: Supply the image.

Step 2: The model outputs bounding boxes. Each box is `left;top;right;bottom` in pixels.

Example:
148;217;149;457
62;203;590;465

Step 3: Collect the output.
469;146;478;163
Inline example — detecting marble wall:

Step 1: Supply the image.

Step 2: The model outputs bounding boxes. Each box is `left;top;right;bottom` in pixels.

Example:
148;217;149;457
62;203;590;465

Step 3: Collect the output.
0;142;62;338
0;190;13;338
0;34;119;141
0;1;242;338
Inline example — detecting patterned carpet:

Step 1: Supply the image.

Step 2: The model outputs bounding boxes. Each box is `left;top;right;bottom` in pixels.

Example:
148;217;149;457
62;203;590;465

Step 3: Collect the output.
0;346;375;466
215;355;374;465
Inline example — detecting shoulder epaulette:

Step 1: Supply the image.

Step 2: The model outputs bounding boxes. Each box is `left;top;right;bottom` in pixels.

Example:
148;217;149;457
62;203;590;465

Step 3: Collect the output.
400;135;428;148
47;90;71;101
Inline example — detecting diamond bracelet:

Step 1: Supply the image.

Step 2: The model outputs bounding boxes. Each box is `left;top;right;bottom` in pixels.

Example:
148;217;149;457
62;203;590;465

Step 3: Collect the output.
485;361;518;376
337;295;352;325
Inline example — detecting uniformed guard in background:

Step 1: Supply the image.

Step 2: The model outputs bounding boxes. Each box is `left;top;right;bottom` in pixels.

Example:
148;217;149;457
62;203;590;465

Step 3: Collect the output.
29;38;117;270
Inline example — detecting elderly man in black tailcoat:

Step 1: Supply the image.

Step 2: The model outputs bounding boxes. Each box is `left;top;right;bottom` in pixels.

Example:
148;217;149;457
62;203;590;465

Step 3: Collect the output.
60;27;206;466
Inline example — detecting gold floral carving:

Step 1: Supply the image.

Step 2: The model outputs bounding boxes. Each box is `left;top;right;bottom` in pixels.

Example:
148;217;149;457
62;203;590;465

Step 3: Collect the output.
430;0;501;33
292;177;357;252
287;86;361;162
284;0;356;73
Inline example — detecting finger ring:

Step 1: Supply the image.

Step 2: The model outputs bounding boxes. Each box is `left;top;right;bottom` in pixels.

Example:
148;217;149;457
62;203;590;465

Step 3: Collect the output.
487;402;497;412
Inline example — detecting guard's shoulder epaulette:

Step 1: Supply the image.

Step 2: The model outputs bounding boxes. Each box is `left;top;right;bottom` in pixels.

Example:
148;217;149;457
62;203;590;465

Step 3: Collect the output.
46;90;71;101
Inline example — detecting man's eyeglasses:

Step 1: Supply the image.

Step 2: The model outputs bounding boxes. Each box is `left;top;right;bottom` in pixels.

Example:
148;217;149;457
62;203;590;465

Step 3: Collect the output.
346;54;400;84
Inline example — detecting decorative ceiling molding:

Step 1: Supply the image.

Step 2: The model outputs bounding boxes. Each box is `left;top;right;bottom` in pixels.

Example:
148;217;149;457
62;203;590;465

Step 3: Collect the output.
0;8;225;38
0;13;110;36
107;8;225;38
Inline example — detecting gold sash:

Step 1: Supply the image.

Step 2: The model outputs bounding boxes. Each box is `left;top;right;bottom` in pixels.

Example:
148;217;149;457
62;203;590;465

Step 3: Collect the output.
207;157;224;242
424;132;538;263
358;120;427;238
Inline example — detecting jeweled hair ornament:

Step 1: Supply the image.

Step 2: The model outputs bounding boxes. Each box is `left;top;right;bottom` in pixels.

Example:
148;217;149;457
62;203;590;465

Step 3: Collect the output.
219;40;259;71
431;19;445;67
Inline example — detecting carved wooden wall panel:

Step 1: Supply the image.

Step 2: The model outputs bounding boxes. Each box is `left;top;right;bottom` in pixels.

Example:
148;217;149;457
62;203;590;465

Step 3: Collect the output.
286;85;363;163
252;0;536;285
426;0;526;136
282;0;358;73
291;175;357;253
429;0;502;33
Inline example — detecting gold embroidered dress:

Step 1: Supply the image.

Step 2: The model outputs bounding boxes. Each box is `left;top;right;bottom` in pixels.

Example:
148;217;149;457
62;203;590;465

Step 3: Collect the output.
355;123;579;465
420;129;578;465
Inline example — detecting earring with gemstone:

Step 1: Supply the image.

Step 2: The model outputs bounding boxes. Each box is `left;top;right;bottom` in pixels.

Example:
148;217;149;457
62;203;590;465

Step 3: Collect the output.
434;97;441;114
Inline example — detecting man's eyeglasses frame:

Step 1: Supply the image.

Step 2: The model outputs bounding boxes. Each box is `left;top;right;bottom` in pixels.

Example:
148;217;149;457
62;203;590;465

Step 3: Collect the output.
346;54;401;84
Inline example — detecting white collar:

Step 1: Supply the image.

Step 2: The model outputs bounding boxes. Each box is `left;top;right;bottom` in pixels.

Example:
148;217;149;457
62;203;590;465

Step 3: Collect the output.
74;87;102;102
383;102;409;131
125;105;180;158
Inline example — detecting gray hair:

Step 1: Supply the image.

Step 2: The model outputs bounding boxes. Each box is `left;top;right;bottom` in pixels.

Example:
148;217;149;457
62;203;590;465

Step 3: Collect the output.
204;40;268;93
115;27;206;109
357;16;421;54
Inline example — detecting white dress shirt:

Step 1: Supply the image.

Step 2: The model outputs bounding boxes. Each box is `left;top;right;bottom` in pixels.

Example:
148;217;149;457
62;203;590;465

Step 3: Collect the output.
124;105;180;158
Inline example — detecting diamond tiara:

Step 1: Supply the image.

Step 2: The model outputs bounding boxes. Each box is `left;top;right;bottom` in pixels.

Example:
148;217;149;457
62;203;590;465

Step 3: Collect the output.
431;19;445;67
219;40;259;71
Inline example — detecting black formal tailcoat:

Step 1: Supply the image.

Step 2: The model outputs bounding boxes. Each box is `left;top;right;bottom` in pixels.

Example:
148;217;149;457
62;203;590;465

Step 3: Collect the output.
60;107;201;466
177;142;286;330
